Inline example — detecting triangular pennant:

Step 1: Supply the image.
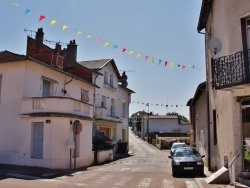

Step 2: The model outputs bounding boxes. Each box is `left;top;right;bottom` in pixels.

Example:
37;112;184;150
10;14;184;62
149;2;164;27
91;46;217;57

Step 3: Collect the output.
51;20;57;25
62;25;68;30
122;48;126;52
113;45;118;49
104;42;110;46
158;59;162;65
96;38;102;42
12;3;19;6
129;50;134;55
182;66;185;70
176;105;178;107
152;57;156;63
25;9;31;15
145;56;149;61
76;31;83;35
164;61;168;67
39;15;46;22
170;62;174;68
136;53;142;58
87;34;93;39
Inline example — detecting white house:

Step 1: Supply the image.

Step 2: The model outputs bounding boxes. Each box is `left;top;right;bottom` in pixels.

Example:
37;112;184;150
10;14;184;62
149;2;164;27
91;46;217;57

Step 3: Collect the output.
79;60;134;154
0;28;97;169
197;0;250;185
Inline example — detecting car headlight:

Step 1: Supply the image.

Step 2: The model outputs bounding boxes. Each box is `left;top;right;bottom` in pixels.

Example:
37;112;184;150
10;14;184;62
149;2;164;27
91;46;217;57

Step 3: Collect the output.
197;161;204;165
173;162;180;165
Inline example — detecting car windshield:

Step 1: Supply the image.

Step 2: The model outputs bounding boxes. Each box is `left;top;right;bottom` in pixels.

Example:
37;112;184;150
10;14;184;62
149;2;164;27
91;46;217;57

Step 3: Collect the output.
173;148;200;157
172;143;186;148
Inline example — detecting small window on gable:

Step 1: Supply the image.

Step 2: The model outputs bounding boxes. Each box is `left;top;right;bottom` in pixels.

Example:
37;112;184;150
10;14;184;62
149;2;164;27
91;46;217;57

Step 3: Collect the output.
81;89;89;103
0;74;2;102
110;74;113;87
104;71;108;84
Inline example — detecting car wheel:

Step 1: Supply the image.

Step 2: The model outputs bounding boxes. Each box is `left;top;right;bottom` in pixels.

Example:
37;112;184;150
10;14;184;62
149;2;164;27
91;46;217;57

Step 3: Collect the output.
172;171;177;177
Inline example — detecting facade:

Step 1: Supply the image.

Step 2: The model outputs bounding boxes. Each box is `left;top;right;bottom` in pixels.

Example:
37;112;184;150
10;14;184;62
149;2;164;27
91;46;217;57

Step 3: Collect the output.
187;82;208;166
0;28;97;169
79;59;134;153
197;0;250;184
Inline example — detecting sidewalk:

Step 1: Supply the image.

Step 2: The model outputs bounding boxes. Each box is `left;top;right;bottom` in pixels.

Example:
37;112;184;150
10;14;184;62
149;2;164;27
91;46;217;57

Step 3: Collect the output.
194;166;235;188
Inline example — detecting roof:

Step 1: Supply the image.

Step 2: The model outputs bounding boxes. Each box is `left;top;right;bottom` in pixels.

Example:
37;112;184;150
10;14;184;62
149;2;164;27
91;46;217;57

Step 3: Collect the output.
149;115;178;119
0;50;99;88
187;81;206;106
0;51;28;63
197;0;213;32
79;58;121;79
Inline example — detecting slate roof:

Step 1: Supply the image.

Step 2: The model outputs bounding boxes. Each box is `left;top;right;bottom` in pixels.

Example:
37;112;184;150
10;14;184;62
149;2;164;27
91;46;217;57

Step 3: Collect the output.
79;58;121;79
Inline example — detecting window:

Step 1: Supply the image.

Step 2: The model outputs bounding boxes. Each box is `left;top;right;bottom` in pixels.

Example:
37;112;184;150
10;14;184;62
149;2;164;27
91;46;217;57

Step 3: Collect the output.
42;79;51;97
31;122;44;159
122;129;126;142
213;110;217;145
0;74;2;102
81;89;89;103
101;96;106;108
110;74;113;87
247;19;250;49
122;103;126;118
111;99;115;117
104;71;108;84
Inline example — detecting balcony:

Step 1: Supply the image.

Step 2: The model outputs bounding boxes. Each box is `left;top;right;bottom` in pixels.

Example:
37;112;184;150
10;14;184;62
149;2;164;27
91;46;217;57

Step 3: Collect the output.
95;107;122;123
21;97;93;119
212;49;250;90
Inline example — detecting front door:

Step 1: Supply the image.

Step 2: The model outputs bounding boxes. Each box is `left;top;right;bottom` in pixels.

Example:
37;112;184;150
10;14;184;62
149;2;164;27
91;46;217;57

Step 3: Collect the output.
31;122;44;159
242;100;250;170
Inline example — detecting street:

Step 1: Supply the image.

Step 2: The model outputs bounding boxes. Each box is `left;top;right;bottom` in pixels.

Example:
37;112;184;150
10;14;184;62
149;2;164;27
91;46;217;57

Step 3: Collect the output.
0;128;206;188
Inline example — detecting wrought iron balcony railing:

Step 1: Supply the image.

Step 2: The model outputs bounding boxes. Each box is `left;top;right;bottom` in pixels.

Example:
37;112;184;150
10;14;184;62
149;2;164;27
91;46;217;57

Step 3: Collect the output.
212;49;250;89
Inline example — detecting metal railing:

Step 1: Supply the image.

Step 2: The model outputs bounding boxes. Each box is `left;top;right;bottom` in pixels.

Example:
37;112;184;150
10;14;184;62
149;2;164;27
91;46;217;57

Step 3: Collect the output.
212;49;250;89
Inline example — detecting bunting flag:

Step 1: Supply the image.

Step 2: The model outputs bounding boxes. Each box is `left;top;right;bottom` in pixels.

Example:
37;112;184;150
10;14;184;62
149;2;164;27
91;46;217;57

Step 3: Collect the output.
62;25;68;30
12;2;205;72
25;9;31;14
76;30;83;35
104;42;110;46
39;15;46;22
50;19;57;25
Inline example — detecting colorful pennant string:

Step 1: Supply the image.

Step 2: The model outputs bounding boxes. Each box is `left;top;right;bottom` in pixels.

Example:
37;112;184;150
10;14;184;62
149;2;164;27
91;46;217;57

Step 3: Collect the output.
11;1;205;71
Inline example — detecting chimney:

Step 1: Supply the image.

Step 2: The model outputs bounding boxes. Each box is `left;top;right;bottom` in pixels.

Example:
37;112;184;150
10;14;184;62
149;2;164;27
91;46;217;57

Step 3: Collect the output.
121;71;128;87
35;28;44;46
66;40;77;68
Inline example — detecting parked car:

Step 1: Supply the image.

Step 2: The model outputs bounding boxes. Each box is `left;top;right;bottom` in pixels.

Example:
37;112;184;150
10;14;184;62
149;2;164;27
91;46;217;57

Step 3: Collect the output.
168;147;205;176
170;142;186;156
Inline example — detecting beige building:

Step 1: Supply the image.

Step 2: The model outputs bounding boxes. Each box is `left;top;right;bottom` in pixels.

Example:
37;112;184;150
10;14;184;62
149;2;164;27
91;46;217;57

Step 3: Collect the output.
197;0;250;185
187;82;208;166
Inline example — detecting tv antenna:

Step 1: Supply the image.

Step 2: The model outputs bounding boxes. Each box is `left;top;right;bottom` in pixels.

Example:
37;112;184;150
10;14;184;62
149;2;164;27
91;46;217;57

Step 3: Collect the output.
208;37;222;55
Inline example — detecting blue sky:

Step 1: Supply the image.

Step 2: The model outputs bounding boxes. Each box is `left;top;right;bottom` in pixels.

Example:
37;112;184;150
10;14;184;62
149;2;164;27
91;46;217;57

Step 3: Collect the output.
0;0;205;118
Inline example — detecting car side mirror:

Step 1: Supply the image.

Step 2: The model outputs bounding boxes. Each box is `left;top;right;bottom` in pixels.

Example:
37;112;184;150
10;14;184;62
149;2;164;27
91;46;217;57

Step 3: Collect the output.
168;156;172;159
201;155;205;158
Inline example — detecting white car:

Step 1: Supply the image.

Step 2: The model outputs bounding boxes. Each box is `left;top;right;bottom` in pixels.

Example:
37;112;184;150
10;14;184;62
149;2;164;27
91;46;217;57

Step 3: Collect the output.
170;142;186;156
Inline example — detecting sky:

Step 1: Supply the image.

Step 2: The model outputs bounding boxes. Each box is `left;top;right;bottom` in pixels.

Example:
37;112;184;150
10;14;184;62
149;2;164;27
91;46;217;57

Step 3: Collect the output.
0;0;205;119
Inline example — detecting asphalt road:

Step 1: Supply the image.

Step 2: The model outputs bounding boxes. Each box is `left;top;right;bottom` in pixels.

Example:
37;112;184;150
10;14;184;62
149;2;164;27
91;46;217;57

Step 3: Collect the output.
0;128;205;188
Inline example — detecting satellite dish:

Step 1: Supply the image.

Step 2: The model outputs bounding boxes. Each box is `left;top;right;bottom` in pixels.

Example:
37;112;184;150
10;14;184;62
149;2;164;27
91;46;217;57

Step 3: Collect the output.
208;37;222;55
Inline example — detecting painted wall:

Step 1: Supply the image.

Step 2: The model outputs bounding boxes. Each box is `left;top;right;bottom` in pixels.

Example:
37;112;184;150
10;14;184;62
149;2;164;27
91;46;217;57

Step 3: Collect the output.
0;60;94;169
204;0;250;181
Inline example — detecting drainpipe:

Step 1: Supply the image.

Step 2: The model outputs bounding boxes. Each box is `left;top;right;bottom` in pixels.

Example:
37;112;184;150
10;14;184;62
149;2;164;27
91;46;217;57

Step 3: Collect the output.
198;30;211;171
63;77;73;95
